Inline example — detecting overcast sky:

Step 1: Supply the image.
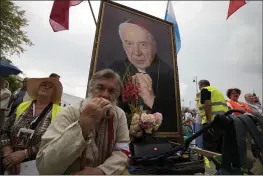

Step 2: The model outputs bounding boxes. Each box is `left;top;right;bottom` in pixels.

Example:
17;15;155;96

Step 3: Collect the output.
12;1;262;108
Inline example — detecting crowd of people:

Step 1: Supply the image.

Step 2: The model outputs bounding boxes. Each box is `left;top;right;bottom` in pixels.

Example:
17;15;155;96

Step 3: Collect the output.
182;85;263;137
182;80;263;174
0;71;262;175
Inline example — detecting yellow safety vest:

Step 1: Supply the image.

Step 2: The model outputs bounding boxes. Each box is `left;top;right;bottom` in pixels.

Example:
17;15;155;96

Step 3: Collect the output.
16;101;62;122
198;86;228;124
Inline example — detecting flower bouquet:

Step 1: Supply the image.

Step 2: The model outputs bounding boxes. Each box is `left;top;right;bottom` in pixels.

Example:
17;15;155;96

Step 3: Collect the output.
122;76;141;113
121;66;143;126
129;112;163;140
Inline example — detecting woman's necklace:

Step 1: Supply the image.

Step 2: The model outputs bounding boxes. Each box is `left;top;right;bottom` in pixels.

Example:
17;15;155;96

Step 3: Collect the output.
33;103;48;117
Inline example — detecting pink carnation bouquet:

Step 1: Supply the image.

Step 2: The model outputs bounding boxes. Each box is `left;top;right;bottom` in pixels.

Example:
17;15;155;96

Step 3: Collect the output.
129;112;163;138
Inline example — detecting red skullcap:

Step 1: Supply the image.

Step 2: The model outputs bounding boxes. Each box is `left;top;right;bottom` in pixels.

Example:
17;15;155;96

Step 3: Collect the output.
124;19;154;37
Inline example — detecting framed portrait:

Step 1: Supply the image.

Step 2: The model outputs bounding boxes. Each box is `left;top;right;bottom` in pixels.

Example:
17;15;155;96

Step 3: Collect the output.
87;0;182;140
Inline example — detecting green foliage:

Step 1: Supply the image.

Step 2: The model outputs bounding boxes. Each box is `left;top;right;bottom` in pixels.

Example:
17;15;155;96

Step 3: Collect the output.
1;56;23;92
5;75;22;93
0;56;12;63
0;0;33;57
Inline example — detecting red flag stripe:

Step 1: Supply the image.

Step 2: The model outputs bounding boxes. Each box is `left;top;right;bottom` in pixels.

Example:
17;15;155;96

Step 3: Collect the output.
227;0;247;19
49;0;83;32
70;1;83;6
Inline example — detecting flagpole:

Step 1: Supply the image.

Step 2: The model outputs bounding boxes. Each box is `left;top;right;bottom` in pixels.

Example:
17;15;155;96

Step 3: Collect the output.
88;0;97;25
193;76;198;94
195;76;198;93
165;0;169;15
166;0;169;10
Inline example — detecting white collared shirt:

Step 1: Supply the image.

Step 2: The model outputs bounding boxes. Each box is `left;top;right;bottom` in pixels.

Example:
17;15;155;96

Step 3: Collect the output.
0;88;11;109
137;68;146;73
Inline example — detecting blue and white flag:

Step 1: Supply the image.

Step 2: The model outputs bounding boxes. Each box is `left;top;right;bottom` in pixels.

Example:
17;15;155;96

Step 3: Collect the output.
164;1;181;54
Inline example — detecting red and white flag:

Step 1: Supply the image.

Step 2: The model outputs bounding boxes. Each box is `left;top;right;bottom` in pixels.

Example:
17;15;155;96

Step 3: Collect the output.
227;0;250;19
49;0;83;32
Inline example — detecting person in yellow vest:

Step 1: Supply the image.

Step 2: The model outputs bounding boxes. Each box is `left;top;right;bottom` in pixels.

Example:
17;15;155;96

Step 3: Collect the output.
0;77;62;175
198;80;228;154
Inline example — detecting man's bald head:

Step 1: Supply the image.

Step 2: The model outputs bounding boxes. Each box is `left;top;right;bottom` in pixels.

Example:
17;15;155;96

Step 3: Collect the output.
245;93;255;103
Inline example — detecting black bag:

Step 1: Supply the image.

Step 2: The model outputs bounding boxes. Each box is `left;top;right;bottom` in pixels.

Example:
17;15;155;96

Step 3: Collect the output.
129;137;205;175
129;160;205;175
131;138;173;158
215;114;263;175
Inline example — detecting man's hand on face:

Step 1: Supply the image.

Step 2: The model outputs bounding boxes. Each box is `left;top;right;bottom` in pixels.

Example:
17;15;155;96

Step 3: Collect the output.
132;73;155;108
79;97;111;137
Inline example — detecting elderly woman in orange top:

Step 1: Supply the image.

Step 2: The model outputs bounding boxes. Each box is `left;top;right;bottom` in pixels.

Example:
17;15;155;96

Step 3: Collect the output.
0;77;62;174
226;88;253;115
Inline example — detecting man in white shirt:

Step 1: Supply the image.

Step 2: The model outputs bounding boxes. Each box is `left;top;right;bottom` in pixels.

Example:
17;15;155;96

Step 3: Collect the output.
244;93;263;174
245;93;263;117
0;78;11;128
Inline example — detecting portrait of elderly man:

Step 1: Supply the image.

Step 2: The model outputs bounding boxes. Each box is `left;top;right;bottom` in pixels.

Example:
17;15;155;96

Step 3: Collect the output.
36;69;130;175
110;19;177;132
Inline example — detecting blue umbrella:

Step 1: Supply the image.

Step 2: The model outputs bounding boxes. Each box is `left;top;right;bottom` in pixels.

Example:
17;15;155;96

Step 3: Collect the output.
0;61;22;77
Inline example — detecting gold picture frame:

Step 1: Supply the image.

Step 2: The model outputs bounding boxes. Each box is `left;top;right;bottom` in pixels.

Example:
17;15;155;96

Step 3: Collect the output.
87;0;183;142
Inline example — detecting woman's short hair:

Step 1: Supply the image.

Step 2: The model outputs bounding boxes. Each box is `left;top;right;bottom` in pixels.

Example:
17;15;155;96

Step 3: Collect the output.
226;88;241;98
88;69;123;98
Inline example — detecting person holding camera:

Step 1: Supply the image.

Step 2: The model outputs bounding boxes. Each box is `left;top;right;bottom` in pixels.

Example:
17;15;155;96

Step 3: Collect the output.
0;77;62;174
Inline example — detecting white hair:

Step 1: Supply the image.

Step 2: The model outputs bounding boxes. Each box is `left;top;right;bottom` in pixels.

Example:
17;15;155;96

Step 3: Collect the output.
118;21;157;45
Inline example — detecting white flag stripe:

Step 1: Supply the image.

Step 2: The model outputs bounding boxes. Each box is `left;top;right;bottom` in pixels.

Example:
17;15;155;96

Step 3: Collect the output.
167;1;176;20
165;0;181;53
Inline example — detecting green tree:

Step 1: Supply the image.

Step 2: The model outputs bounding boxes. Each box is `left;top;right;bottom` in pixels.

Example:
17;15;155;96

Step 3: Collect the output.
1;57;23;93
0;0;33;57
0;56;12;63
